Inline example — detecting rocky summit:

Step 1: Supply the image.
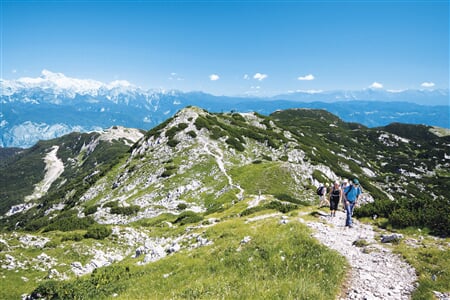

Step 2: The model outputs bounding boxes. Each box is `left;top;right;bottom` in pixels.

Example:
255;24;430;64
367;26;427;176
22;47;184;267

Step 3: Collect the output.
0;106;449;299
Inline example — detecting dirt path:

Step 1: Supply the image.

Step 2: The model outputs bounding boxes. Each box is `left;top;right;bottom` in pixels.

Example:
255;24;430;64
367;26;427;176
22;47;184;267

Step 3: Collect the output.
200;137;245;200
303;210;417;300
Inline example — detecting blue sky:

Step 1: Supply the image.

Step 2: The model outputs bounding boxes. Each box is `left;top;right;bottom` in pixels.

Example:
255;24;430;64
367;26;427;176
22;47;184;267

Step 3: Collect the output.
1;0;449;96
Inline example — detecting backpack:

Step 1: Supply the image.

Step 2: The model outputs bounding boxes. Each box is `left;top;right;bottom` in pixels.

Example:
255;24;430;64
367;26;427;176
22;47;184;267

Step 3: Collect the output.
316;186;325;195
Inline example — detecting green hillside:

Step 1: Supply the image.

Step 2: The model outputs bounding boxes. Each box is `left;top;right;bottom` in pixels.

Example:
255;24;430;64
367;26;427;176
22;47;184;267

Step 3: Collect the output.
0;107;448;299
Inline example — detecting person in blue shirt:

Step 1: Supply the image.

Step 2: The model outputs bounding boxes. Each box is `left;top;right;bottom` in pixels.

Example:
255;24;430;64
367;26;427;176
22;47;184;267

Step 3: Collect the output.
343;178;362;228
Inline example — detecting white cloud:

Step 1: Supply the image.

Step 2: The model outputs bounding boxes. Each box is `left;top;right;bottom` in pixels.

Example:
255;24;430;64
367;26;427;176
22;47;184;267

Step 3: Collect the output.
387;89;406;93
168;73;184;81
209;74;220;81
12;69;17;74
294;89;323;94
369;82;383;89
297;74;315;81
243;74;250;80
421;81;435;88
253;73;268;81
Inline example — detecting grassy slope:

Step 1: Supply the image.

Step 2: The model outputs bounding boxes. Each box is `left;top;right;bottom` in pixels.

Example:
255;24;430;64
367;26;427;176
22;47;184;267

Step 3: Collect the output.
119;218;348;300
2;208;348;300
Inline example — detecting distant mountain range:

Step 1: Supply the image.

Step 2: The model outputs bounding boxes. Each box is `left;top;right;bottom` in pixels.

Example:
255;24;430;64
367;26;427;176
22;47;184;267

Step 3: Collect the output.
1;70;448;148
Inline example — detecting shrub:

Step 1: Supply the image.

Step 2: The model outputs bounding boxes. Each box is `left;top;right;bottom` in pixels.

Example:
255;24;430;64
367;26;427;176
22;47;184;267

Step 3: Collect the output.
274;194;309;206
231;113;246;122
194;117;210;131
241;201;298;216
210;126;226;140
110;205;140;216
167;139;179;148
225;137;245;152
161;169;175;178
174;211;204;225
85;225;112;240
0;241;9;251
187;130;197;138
352;239;369;247
177;203;188;210
312;170;329;185
44;215;95;232
356;197;450;236
84;205;98;216
61;233;84;242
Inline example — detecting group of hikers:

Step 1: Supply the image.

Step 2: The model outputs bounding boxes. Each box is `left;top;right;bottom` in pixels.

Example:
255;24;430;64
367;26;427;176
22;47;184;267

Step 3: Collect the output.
317;178;362;228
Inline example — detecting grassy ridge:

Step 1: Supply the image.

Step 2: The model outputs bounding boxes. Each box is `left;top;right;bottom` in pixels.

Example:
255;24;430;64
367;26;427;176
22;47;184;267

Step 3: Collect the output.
24;216;348;300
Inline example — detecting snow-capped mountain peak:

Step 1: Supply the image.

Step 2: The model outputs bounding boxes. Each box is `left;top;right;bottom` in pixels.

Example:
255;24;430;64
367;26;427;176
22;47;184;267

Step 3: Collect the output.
1;70;138;97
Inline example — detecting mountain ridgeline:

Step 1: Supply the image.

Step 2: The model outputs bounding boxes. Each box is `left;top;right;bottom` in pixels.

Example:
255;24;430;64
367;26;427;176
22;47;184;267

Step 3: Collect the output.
1;106;449;233
0;107;449;299
1;71;449;148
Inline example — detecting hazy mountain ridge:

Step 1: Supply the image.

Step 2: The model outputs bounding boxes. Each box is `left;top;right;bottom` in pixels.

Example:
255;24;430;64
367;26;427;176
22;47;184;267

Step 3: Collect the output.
1;71;449;148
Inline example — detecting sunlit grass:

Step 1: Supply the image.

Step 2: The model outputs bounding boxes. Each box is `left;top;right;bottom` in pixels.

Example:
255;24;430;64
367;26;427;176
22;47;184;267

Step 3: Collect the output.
23;214;348;300
116;218;348;300
393;235;450;300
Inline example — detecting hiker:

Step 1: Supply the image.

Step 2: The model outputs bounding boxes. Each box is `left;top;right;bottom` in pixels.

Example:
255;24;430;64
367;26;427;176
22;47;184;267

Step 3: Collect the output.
329;181;341;217
340;179;349;210
318;184;329;207
343;178;362;228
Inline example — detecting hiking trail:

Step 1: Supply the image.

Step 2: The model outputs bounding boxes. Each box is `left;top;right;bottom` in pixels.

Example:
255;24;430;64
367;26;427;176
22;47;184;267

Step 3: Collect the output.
302;210;417;300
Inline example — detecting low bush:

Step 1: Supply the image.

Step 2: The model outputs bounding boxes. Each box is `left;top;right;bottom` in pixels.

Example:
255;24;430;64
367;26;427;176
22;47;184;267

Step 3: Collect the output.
61;233;84;242
274;194;309;206
241;201;298;216
177;203;188;210
167;139;179;148
174;211;204;225
84;205;98;215
355;198;449;236
110;205;140;216
186;130;197;138
226;137;245;152
85;225;112;240
43;215;95;232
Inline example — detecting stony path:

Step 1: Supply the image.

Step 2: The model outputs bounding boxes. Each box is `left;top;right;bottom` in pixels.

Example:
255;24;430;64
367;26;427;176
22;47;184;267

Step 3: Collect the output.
200;137;245;200
303;210;417;300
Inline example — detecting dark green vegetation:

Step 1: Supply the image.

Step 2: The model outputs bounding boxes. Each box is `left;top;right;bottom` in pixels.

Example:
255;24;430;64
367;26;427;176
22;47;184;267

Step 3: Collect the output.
0;131;132;230
355;197;449;236
271;109;450;236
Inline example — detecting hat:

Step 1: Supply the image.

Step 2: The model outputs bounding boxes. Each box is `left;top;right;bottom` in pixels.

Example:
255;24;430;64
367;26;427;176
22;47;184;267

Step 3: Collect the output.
342;179;348;183
334;181;340;185
352;178;359;184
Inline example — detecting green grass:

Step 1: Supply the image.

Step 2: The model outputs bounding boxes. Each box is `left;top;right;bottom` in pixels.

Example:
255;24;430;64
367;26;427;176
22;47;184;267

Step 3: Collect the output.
230;162;303;200
393;236;450;300
22;215;348;300
119;218;348;299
